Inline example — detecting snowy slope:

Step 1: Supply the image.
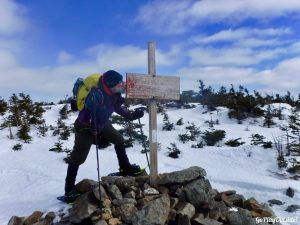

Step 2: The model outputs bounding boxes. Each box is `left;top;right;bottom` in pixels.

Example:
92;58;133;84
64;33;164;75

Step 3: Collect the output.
0;104;299;224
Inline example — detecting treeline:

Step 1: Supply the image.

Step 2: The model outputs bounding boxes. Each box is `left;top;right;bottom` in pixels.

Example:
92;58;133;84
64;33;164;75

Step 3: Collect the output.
181;80;300;123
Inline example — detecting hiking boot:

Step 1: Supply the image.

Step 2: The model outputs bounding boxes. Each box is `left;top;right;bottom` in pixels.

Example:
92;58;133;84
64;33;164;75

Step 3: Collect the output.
64;189;81;204
119;164;142;176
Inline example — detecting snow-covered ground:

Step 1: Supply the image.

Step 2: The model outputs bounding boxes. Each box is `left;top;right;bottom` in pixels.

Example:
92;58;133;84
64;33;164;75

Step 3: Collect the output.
0;104;299;224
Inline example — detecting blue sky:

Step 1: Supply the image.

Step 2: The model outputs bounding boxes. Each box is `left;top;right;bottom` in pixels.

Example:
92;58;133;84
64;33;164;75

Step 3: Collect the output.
1;0;300;101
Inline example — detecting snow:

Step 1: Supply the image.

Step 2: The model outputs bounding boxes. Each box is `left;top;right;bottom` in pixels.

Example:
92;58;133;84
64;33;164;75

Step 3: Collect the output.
0;104;300;224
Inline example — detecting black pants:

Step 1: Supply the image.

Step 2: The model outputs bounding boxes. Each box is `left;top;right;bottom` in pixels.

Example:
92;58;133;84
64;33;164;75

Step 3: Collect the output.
69;119;129;166
65;119;130;194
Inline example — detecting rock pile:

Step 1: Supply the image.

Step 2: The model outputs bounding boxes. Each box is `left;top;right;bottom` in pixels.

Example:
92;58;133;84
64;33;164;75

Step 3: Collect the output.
8;166;281;225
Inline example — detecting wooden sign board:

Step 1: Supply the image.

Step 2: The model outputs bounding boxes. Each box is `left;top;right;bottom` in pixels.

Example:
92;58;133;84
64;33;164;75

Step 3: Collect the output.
126;73;180;100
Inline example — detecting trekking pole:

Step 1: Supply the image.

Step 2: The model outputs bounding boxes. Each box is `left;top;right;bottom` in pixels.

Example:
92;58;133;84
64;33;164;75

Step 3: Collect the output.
92;98;102;212
95;137;103;211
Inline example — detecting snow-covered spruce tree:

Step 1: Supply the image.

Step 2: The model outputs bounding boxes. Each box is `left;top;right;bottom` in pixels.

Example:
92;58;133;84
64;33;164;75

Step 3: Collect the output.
185;123;201;141
176;118;183;126
201;129;226;146
111;114;149;150
167;143;181;158
225;138;245;147
263;105;275;128
162;111;174;131
59;104;69;120
1;93;46;140
52;119;72;141
288;108;300;155
0;97;8;116
17;119;32;143
178;122;201;143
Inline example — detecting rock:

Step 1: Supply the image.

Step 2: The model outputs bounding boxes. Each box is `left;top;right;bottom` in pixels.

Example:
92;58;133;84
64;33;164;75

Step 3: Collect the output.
243;198;275;217
208;201;228;221
137;195;160;206
7;216;24;225
268;199;284;206
69;192;98;223
124;190;136;199
158;166;207;186
34;212;56;225
76;179;98;193
107;184;123;200
176;178;214;210
132;194;170;225
112;198;137;206
108;218;122;225
192;217;222;225
286;187;295;198
102;176;135;193
170;197;179;209
285;204;300;213
143;188;159;196
220;191;245;208
24;211;43;225
176;202;196;219
178;214;191;225
115;203;137;224
226;208;256;225
94;220;108;225
93;184;109;202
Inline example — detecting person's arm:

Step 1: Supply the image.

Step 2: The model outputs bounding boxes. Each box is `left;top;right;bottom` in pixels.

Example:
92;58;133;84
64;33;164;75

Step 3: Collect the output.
114;95;144;120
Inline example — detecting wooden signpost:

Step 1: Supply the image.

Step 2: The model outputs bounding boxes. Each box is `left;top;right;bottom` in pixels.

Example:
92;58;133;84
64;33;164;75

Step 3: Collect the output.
126;42;180;185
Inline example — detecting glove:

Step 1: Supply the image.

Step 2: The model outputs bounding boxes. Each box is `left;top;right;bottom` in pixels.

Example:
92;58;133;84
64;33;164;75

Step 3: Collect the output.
129;109;144;120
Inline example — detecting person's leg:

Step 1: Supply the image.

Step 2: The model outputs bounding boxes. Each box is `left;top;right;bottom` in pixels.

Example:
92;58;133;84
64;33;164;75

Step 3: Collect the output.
99;122;131;169
65;120;94;194
100;122;141;175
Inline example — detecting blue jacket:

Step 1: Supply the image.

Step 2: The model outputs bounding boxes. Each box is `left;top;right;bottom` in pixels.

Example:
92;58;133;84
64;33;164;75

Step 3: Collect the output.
77;76;131;131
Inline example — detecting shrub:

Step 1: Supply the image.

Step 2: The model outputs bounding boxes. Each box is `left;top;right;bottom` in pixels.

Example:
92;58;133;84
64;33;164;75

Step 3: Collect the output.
262;141;273;149
202;130;226;146
277;155;287;169
250;134;265;145
12;143;23;151
162;112;175;131
178;133;190;143
167;143;181;158
191;141;204;148
225;138;245;147
176;118;184;126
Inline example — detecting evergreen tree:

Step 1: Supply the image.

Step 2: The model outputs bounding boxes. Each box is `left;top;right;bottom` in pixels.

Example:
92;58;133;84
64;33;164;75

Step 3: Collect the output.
288;108;300;155
176;118;183;126
0;97;8;115
263;105;275;128
167;143;181;158
162;111;174;131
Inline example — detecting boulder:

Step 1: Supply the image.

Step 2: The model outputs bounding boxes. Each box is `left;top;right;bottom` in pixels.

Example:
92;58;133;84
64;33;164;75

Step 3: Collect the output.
132;194;170;225
69;192;98;223
286;187;295;198
158;166;207;186
24;211;43;225
7;216;24;225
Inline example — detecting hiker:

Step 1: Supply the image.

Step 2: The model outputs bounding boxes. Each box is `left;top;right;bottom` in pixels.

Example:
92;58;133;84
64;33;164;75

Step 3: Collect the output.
64;70;144;200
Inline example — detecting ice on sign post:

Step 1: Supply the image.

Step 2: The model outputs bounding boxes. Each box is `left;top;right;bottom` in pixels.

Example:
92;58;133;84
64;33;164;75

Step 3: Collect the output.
126;73;180;100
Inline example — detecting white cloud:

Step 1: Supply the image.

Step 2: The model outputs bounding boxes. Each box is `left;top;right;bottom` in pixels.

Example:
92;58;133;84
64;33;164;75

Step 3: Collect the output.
0;43;181;101
190;28;291;45
136;0;300;34
57;50;73;64
188;47;286;67
0;0;27;34
179;57;300;96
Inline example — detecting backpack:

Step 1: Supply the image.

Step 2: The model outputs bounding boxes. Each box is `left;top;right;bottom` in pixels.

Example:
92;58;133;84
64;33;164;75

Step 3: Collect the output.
71;73;102;111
